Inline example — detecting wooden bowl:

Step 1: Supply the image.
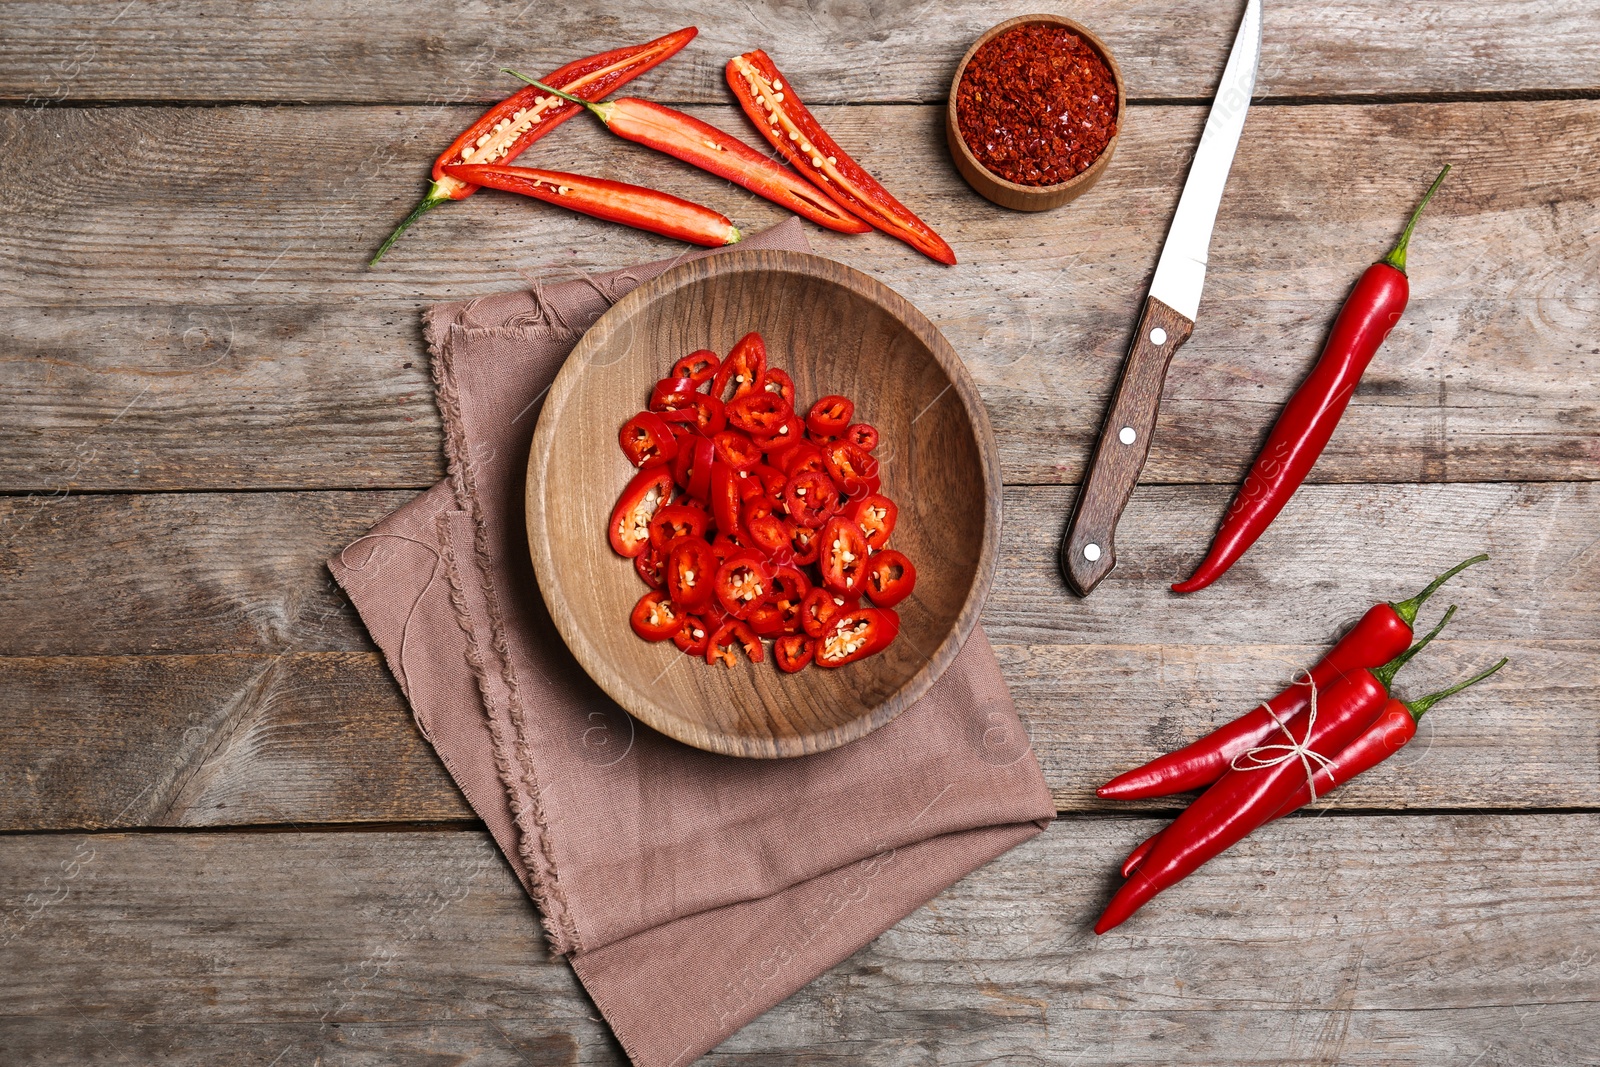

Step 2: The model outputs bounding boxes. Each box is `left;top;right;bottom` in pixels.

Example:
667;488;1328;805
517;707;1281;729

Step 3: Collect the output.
526;249;1000;759
946;13;1126;211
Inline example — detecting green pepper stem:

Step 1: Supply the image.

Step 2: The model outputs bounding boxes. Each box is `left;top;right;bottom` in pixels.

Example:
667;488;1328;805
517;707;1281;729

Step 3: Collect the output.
1374;603;1456;690
1406;657;1508;720
1383;164;1451;274
503;69;612;122
1390;552;1487;626
370;190;448;265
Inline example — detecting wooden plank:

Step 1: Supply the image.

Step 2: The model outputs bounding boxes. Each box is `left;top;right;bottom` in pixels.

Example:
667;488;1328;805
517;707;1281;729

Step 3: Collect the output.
3;100;1594;490
1;819;1595;1064
1;483;1594;829
3;1;1598;105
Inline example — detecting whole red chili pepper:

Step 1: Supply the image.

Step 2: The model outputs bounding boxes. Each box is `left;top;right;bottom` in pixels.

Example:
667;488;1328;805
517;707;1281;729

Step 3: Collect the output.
1173;165;1452;593
726;50;957;265
508;74;873;236
1099;554;1484;801
443;164;740;247
1122;653;1506;878
370;27;697;263
1094;635;1443;934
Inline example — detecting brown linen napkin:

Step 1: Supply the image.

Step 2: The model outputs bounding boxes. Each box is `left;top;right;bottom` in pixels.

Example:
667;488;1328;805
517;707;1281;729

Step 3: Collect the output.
331;218;1055;1067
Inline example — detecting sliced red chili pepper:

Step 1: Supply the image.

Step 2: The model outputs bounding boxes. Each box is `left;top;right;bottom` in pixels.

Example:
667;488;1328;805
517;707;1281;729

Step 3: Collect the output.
782;468;842;529
712;332;767;402
684;437;717;503
864;549;916;607
713;550;773;619
846;423;879;452
711;430;761;470
761;368;796;406
726;50;956;265
630;589;684;642
821;439;881;494
618;410;680;468
746;597;790;638
513;78;875;236
649;376;700;410
634;542;666;589
818;516;871;597
773;633;816;673
800;587;858;639
774;441;825;477
647;503;711;551
787;523;821;566
662;535;715;610
745;504;794;560
771;565;812;612
805;395;854;438
710;534;741;568
445;163;741;247
850;494;898;550
671;349;719;385
673;613;717;657
726;391;793;436
372;27;698;263
707;620;763;667
748;464;789;501
710;462;745;540
815;607;900;668
608;467;673;558
659;394;726;436
754;414;805;451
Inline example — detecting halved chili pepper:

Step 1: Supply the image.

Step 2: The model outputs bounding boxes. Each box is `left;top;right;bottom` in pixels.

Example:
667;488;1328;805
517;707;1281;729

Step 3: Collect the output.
726;391;793;436
846;423;879;452
444;163;741;247
849;494;897;550
864;549;916;608
712;333;767;402
512;74;873;235
815;607;900;668
726;50;957;265
647;503;711;551
761;368;796;406
800;587;857;638
713;550;773;618
630;589;684;641
609;467;674;557
1098;555;1484;800
711;430;761;470
783;468;842;528
774;633;816;673
619;410;680;468
818;516;869;597
671;349;720;385
664;535;716;610
370;27;698;263
821;439;881;495
1094;631;1444;934
804;395;854;438
1173;166;1451;593
707;619;763;667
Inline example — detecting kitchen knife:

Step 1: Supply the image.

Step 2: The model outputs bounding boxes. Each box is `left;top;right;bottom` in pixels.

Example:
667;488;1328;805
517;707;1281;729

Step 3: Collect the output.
1060;0;1263;597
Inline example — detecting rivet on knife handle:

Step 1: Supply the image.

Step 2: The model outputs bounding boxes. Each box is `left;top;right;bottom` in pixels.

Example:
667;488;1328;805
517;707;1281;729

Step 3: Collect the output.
1060;296;1194;597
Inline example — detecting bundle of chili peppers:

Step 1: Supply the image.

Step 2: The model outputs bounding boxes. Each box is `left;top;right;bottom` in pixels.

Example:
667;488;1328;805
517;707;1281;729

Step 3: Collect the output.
609;333;912;672
1173;166;1452;591
1095;555;1506;933
371;30;953;264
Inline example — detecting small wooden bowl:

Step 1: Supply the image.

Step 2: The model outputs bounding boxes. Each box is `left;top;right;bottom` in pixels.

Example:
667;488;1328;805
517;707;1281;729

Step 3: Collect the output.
947;13;1126;212
526;249;1001;759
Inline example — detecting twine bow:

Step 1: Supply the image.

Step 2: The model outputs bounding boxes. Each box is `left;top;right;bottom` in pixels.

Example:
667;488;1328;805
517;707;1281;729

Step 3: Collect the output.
1230;669;1336;801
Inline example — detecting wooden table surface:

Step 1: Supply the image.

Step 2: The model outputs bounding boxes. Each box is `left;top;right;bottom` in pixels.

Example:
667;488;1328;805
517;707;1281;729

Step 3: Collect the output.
3;2;1597;1063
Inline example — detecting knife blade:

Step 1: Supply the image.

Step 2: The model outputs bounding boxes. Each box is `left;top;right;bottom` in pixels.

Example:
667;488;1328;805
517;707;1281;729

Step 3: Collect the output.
1059;0;1263;597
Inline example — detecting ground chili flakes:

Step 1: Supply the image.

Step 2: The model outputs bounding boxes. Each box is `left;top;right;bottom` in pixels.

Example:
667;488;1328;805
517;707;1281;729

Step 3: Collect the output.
955;23;1118;187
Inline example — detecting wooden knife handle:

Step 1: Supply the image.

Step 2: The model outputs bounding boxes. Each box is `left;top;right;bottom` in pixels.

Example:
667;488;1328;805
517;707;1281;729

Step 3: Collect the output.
1059;295;1195;597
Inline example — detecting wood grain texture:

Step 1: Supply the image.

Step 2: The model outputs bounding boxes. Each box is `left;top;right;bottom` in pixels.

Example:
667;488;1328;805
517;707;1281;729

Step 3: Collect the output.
3;0;1597;105
1062;296;1194;595
528;250;999;757
2;100;1594;490
2;482;1593;828
2;818;1595;1064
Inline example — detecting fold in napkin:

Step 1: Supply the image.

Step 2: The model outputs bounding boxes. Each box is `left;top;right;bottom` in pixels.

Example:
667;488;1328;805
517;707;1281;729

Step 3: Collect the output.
331;219;1055;1067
